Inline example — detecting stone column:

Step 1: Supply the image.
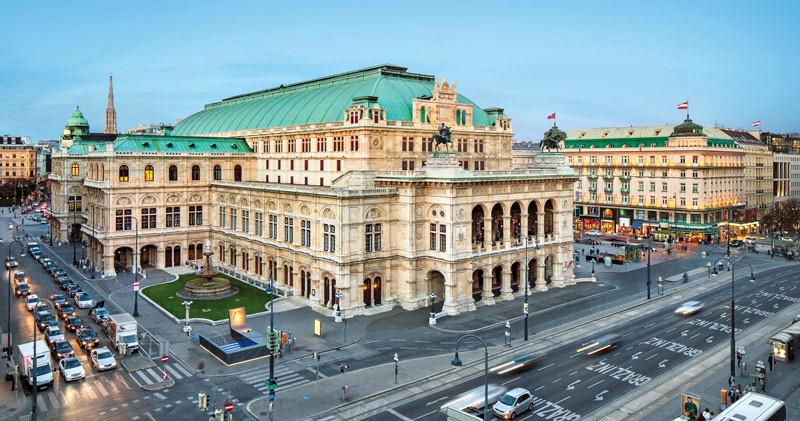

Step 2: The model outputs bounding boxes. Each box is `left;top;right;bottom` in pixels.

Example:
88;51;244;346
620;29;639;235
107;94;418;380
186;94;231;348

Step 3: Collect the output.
483;217;493;249
521;212;529;243
103;253;116;278
551;256;565;288
537;212;545;244
535;262;547;292
481;273;496;305
503;215;512;246
500;268;514;300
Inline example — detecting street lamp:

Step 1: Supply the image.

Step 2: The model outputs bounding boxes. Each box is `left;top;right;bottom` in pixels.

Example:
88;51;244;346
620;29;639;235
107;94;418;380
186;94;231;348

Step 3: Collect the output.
451;334;490;421
90;206;96;279
712;257;755;389
129;215;140;317
4;234;25;389
591;260;595;279
71;196;78;266
393;353;399;384
646;238;652;300
428;291;437;325
267;267;276;397
181;301;193;334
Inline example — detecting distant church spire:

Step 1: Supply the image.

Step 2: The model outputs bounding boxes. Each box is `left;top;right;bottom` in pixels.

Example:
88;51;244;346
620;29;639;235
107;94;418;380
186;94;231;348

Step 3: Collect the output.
104;73;117;134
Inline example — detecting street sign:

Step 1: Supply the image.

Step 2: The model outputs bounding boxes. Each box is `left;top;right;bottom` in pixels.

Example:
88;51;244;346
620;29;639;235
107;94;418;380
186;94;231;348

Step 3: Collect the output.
161;370;168;380
269;390;275;401
224;402;234;413
161;355;169;363
134;282;140;292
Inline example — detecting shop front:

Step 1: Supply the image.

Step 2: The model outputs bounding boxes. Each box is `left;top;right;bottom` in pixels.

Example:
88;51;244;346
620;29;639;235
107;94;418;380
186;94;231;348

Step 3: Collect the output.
617;209;633;236
600;208;616;234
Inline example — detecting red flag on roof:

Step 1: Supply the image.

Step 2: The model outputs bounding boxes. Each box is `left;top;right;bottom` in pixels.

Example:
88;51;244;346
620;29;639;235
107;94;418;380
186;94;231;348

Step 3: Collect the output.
677;101;688;110
547;112;556;119
752;120;760;127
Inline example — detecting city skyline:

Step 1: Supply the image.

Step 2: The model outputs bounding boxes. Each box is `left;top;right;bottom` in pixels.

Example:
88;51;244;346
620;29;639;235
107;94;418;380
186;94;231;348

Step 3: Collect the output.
2;1;798;141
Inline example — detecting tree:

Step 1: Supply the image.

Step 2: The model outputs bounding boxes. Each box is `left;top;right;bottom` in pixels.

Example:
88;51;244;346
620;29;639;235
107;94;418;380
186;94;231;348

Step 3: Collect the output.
762;199;800;236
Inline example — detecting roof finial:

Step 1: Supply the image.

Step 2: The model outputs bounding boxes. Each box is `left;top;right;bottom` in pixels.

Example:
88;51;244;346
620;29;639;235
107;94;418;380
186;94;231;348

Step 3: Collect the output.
105;74;117;134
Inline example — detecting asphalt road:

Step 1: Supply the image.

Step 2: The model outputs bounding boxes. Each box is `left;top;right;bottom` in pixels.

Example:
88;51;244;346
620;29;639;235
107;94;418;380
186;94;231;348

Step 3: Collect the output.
362;260;799;420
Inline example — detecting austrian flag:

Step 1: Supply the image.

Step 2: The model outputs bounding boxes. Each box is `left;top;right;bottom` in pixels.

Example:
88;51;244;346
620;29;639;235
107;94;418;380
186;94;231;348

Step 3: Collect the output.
547;112;556;120
752;120;761;127
677;101;689;110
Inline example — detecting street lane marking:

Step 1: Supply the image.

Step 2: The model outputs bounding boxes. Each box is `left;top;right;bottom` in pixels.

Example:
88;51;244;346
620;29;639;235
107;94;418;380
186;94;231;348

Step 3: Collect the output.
501;376;520;386
555;396;571;404
136;370;154;385
174;364;193;377
153;392;167;400
643;322;655;329
48;392;59;409
569;371;578;376
552;378;562;383
535;385;544;391
425;396;448;406
95;379;109;396
415;410;437;420
85;383;98;399
537;363;554;371
387;408;413;421
145;368;160;382
164;365;182;380
645;354;656;361
587;380;604;389
665;327;676;333
37;394;47;411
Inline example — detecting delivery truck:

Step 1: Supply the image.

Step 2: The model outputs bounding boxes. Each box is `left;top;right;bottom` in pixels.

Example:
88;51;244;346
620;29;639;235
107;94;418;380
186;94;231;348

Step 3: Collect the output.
16;340;53;389
103;313;139;354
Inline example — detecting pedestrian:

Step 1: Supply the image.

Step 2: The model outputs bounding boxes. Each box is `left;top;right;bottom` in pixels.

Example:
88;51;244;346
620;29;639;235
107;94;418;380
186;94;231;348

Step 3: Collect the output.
702;408;711;421
759;378;766;393
768;353;774;372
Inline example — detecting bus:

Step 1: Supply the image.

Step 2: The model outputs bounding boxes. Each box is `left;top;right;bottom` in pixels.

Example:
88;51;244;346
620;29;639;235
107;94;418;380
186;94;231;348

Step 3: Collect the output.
715;392;786;421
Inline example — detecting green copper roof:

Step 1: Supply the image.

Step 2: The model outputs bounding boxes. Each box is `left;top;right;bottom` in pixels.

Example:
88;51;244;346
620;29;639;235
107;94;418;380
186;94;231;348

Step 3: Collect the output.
172;64;493;135
66;106;90;129
564;124;737;148
67;135;252;155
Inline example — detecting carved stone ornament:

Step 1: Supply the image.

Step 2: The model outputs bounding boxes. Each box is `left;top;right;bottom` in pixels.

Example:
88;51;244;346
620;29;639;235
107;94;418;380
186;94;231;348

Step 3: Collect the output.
143;196;156;204
117;196;131;206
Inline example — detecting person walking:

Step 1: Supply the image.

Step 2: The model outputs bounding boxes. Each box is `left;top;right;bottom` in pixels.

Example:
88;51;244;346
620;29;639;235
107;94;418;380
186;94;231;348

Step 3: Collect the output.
768;353;774;372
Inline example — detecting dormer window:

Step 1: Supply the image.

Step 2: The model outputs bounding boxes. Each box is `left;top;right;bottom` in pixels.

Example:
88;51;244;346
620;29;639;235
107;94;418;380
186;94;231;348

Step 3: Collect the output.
211;143;217;149
349;110;360;124
166;142;173;148
142;142;150;147
231;144;237;149
189;143;196;148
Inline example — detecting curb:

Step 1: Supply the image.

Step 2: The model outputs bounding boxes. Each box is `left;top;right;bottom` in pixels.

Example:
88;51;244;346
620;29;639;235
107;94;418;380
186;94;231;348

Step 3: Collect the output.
142;377;175;391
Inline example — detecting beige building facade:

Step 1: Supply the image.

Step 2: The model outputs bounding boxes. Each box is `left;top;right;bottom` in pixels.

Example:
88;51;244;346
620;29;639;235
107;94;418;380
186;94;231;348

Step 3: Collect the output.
0;135;37;182
50;65;577;318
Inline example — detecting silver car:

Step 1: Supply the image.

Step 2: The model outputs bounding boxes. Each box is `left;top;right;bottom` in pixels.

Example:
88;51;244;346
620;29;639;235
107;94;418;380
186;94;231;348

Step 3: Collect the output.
675;300;704;316
493;387;533;419
59;357;86;382
91;347;117;371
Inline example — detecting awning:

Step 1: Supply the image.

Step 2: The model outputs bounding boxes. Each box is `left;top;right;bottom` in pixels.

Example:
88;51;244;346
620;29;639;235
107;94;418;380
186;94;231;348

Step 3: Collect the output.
770;332;793;344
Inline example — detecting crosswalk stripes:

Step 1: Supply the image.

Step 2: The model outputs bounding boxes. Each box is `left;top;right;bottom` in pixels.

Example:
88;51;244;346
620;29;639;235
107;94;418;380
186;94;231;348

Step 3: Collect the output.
129;361;193;386
239;364;309;394
28;372;133;415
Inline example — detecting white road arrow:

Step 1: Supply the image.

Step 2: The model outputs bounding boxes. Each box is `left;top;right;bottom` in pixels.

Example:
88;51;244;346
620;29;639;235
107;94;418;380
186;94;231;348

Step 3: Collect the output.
567;380;581;390
658;359;668;368
707;336;714;343
743;318;750;324
595;390;608;401
774;304;780;309
631;352;642;360
681;330;689;336
751;299;757;304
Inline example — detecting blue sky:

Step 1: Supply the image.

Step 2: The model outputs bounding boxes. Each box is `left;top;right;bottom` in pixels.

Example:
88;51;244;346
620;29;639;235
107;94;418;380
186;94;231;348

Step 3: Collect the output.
2;1;798;141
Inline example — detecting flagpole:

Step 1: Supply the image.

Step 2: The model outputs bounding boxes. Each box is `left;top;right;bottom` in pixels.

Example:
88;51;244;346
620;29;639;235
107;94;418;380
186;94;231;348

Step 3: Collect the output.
685;99;689;119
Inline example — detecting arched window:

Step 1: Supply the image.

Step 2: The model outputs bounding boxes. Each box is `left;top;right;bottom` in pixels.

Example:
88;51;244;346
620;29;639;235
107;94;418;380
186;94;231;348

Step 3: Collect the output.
234;165;242;182
213;165;222;181
119;165;129;182
192;165;200;181
144;165;154;182
420;107;426;123
456;110;461;125
71;163;79;176
169;165;178;181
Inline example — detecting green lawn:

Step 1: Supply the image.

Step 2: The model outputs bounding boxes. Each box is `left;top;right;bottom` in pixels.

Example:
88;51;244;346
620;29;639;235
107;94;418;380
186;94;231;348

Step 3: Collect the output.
141;273;275;321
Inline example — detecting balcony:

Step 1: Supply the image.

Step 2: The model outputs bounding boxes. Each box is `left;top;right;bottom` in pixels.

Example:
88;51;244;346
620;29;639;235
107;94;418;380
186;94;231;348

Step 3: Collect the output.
603;187;614;193
602;174;615;180
621;187;630;193
588;186;598;192
620;174;631;180
587;174;598;179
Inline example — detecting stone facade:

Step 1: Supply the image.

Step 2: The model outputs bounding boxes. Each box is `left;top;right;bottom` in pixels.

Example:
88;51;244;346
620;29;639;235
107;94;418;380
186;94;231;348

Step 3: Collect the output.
49;65;577;318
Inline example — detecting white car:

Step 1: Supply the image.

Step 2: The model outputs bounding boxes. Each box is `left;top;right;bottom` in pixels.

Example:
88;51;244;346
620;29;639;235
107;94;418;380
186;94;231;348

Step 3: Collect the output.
90;347;117;371
45;326;65;344
585;230;601;236
25;294;41;311
74;292;94;309
675;301;705;316
59;357;86;382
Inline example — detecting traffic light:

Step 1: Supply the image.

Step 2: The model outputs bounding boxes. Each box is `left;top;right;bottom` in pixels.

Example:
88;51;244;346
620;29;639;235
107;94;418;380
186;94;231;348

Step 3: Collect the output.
197;392;208;409
339;363;348;373
266;328;281;353
312;352;319;361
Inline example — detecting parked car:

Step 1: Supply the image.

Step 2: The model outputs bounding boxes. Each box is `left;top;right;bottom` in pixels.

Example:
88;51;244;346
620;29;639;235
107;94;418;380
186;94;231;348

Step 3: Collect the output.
66;315;84;333
90;347;117;371
45;326;65;345
51;339;75;360
25;295;41;311
55;275;71;287
51;269;67;279
14;283;31;297
77;328;100;350
493;387;534;419
60;279;75;291
58;357;86;382
75;293;94;309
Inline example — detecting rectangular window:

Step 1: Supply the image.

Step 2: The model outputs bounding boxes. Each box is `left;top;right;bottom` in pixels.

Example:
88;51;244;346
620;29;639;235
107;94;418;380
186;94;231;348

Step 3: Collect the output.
231;209;238;230
68;196;83;211
650;195;655;204
680;183;686;193
439;224;446;252
350;135;359;151
649;156;656;164
284;217;294;243
474;138;484;153
316;137;327;152
661;183;668;192
649;182;656;192
268;215;278;239
275;139;283;153
680;171;686;178
662;156;668;165
692;156;698;164
255;212;263;236
301;220;311;247
219;207;226;228
142;208;156;229
115;209;132;231
366;223;382;252
605;155;612;165
430;223;437;251
622;195;630;203
189;205;203;226
680;156;686;164
166;207;181;228
692;183;699;193
638;181;644;191
324;224;336;252
638;195;644;205
622;156;629;165
680;197;686;206
302;138;311;153
288;139;296;153
333;136;344;152
692;198;698;207
692;171;698;178
242;210;250;234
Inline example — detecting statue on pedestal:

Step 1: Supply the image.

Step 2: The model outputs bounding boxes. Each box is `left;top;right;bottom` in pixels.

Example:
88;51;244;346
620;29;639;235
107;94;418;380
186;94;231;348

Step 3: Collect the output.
433;123;453;152
540;124;566;153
